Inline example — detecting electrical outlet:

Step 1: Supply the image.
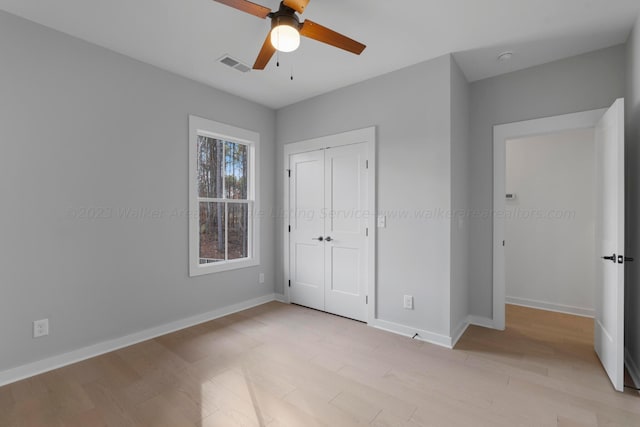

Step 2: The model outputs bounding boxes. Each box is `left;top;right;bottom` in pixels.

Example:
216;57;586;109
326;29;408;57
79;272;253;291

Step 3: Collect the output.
259;273;265;284
33;319;49;338
403;295;413;310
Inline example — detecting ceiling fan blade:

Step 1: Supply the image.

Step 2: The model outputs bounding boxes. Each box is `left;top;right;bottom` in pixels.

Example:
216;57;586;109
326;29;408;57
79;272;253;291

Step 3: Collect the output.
283;0;310;14
300;20;366;55
253;34;276;69
213;0;271;19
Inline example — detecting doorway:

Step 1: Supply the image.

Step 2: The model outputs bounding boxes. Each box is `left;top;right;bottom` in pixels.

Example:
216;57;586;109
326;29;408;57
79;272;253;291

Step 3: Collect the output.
493;108;607;328
504;128;597;318
492;100;626;391
283;127;376;323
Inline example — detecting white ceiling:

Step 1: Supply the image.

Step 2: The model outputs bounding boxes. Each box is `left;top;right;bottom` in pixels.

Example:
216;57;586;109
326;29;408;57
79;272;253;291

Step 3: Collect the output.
1;0;639;109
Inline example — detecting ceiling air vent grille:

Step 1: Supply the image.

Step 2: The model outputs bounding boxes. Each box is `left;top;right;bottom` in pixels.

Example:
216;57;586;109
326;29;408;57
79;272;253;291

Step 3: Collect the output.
218;55;251;73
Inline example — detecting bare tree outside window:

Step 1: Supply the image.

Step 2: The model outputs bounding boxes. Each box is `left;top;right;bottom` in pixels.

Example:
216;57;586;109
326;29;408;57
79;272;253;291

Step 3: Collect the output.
197;136;250;264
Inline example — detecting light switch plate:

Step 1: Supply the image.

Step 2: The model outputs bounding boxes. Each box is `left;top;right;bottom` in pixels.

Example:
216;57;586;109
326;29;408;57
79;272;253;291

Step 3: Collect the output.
377;215;386;228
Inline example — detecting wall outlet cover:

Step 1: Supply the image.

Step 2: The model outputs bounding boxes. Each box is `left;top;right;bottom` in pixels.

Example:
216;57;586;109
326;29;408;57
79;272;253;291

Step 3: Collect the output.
33;319;49;338
403;295;414;310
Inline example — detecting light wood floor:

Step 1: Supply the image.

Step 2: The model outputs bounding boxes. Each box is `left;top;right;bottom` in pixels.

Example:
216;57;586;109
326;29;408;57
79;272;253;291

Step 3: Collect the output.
1;303;639;426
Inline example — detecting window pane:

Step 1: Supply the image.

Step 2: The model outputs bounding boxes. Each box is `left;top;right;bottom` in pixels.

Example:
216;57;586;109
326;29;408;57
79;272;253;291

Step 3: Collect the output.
225;141;248;200
199;202;226;264
227;203;248;260
197;136;224;199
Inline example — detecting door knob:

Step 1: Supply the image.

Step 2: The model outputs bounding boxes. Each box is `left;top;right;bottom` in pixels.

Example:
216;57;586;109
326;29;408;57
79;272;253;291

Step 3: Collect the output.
312;236;324;241
617;255;634;264
602;254;616;263
325;237;333;242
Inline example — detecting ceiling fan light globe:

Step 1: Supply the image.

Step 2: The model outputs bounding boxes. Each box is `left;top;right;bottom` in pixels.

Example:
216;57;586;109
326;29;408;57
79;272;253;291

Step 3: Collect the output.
270;25;300;52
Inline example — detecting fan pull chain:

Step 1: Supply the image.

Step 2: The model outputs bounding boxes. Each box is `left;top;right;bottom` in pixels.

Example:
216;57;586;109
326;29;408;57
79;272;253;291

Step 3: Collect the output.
290;64;294;81
276;17;280;67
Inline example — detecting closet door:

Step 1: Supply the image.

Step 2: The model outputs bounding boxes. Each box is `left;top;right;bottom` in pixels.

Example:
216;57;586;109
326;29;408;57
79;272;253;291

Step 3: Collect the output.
324;143;368;322
289;150;325;311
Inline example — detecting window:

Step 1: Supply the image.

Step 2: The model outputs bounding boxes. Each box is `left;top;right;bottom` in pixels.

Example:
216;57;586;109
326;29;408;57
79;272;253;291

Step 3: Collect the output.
189;116;259;276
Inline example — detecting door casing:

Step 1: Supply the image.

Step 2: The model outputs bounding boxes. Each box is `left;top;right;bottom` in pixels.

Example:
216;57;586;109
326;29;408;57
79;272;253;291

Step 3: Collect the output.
283;127;376;323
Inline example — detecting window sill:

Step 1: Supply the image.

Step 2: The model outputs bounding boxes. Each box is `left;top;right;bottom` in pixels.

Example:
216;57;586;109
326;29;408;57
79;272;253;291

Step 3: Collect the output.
189;257;259;277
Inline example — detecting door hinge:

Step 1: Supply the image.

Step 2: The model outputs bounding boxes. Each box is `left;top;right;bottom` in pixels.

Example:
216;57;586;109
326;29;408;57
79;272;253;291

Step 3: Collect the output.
366;295;368;304
503;240;505;247
287;169;291;178
288;280;291;288
366;227;369;237
288;225;291;232
365;160;369;169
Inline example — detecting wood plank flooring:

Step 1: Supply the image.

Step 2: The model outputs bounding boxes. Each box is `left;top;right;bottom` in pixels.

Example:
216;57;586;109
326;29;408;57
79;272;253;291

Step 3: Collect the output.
1;303;638;426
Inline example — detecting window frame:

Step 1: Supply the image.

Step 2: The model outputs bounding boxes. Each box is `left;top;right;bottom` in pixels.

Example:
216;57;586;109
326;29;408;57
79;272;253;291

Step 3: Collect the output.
189;115;260;277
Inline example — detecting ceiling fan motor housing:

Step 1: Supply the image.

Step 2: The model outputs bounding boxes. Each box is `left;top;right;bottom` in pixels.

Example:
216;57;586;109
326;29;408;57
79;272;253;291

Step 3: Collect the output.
270;6;301;31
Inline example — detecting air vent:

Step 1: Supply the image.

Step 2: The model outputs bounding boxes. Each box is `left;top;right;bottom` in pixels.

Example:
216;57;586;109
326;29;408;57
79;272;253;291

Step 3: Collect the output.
218;55;251;73
234;63;251;73
220;56;239;67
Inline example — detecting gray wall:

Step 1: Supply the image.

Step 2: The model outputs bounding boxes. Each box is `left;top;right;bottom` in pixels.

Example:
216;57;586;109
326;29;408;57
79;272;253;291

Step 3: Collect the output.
450;57;471;335
625;15;640;377
0;11;276;372
468;45;626;319
276;56;454;336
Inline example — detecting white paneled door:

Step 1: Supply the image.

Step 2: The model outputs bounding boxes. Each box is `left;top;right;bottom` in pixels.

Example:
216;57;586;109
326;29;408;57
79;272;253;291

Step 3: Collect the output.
289;150;325;311
289;142;369;322
594;98;626;392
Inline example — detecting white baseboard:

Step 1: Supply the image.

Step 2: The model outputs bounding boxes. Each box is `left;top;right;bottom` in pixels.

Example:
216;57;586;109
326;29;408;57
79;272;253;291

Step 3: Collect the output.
450;315;498;347
451;320;470;348
506;296;594;318
371;319;453;348
274;293;287;303
625;348;640;389
467;315;496;329
0;293;277;387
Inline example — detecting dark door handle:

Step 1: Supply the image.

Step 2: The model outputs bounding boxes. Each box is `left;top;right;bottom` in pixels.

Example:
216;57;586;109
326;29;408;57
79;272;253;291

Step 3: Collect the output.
626;257;635;262
325;237;333;242
312;236;324;241
602;254;616;262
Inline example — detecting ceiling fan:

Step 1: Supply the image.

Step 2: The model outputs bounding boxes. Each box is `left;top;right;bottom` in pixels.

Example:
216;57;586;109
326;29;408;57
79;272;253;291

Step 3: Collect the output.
213;0;366;70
